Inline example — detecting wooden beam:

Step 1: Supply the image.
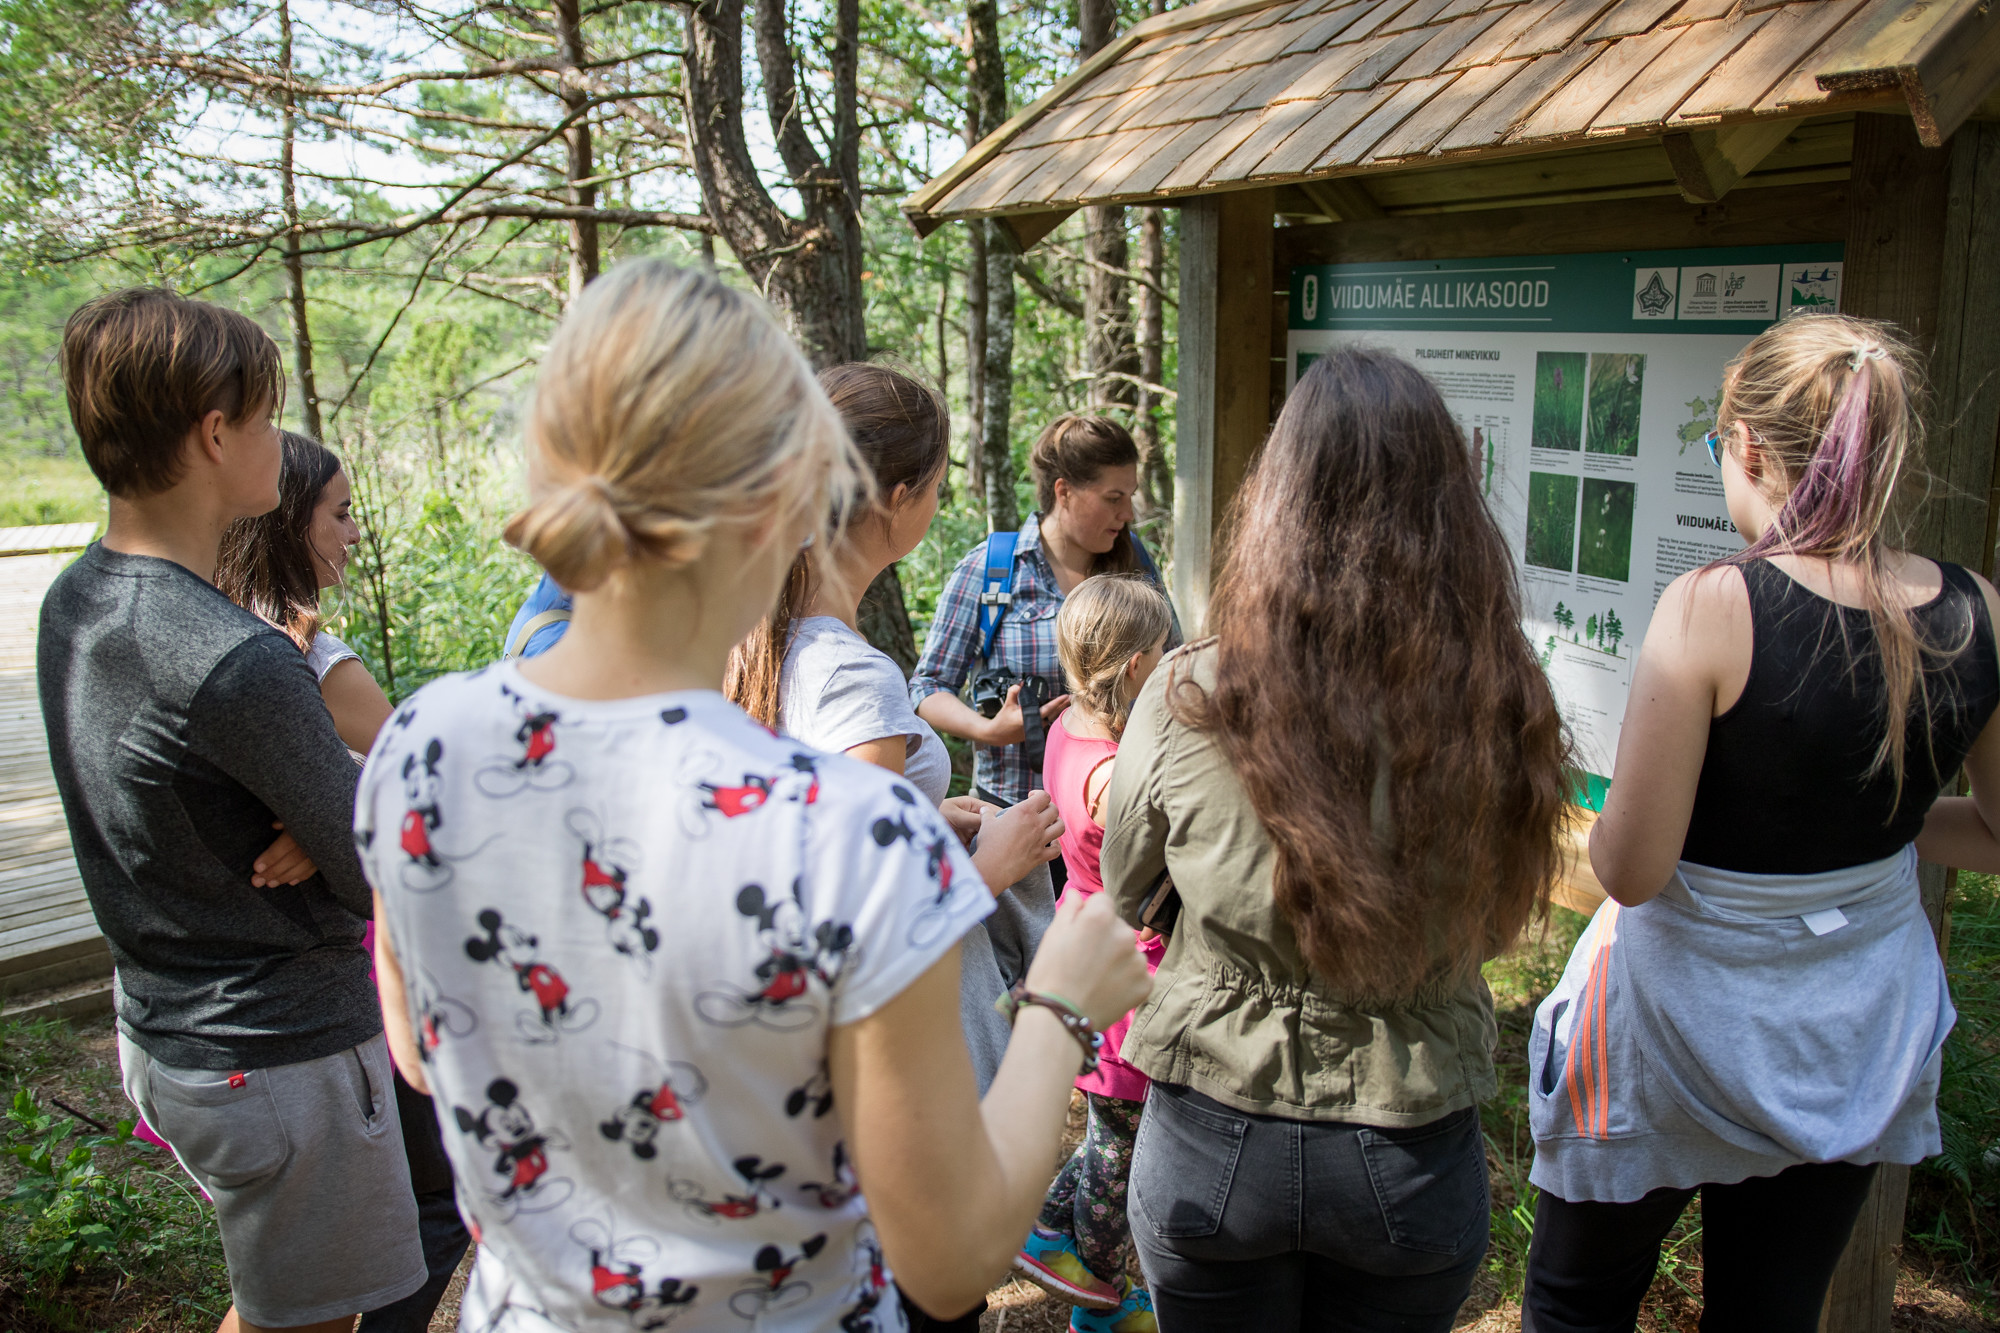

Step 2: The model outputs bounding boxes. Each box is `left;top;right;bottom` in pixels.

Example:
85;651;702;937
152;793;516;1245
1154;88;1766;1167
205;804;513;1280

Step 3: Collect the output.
1843;113;1950;351
1816;0;2000;148
1273;180;1850;269
1296;174;1388;221
1174;188;1275;635
1660;118;1805;203
1000;208;1075;250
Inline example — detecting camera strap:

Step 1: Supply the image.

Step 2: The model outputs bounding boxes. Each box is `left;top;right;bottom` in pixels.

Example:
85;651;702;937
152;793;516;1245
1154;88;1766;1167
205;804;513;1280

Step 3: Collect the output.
977;528;1021;663
1018;675;1049;776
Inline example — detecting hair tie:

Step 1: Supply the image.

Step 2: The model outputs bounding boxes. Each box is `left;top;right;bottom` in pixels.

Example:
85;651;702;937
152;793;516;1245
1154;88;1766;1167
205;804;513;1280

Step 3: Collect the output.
1849;344;1887;372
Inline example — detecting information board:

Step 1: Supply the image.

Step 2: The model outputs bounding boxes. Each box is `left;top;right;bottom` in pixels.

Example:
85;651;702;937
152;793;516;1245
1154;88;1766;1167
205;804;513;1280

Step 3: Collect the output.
1286;243;1845;804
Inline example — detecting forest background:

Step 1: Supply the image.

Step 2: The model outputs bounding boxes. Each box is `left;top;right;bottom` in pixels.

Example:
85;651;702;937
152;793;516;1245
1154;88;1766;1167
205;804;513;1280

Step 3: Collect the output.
0;0;1181;695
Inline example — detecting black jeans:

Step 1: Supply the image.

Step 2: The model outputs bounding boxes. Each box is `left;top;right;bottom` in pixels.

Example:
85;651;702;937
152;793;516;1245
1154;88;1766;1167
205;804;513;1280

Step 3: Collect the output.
358;1073;473;1333
1523;1160;1878;1333
1129;1083;1488;1333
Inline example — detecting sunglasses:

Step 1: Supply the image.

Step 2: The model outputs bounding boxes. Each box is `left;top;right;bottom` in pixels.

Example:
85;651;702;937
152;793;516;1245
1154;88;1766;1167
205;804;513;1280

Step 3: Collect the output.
1700;429;1724;468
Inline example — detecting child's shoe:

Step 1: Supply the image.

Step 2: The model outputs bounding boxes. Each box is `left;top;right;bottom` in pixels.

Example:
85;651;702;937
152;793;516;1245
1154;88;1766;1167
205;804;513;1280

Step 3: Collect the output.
1069;1277;1156;1333
1012;1226;1121;1311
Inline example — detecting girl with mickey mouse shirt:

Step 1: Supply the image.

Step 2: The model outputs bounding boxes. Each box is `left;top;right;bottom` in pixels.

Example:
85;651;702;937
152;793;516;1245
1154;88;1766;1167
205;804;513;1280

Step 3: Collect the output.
356;261;1150;1332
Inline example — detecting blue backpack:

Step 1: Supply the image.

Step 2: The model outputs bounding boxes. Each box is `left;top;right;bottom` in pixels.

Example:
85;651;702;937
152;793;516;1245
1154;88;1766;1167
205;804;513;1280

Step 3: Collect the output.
501;573;573;660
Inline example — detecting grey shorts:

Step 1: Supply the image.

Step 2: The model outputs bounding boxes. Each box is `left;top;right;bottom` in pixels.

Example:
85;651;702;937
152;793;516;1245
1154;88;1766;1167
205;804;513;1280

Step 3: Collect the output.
119;1031;428;1326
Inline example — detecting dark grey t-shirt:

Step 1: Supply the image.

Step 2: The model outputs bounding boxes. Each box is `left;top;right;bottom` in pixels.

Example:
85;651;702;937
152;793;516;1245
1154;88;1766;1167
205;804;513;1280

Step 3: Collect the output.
37;544;379;1069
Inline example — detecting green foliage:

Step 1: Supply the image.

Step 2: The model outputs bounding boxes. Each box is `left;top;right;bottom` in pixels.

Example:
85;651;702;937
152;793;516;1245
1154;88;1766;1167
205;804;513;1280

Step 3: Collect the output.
1531;351;1584;451
0;453;100;527
1909;872;2000;1298
1585;352;1644;457
2;1088;146;1288
1526;472;1578;573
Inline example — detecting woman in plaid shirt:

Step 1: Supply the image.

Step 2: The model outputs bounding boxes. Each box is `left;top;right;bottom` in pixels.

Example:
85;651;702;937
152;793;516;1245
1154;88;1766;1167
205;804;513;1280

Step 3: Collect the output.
911;416;1179;814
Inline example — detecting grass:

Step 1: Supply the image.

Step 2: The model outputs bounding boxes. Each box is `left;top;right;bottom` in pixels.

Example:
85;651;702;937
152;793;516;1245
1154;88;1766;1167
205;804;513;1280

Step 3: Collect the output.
1525;472;1579;573
0;452;104;530
1532;352;1585;452
1585;353;1645;457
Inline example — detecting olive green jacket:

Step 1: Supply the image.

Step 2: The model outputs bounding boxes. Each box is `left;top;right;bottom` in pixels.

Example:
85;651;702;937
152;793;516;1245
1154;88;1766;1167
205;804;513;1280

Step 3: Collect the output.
1101;640;1497;1126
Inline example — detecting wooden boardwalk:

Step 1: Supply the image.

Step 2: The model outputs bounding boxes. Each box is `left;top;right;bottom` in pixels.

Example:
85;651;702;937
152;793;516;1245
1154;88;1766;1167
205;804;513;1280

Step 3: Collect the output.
0;532;109;1000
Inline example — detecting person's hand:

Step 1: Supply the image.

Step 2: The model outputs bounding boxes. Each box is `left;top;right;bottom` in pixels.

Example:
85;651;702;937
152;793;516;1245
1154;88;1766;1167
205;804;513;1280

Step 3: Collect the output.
979;684;1073;747
252;823;317;888
971;791;1063;891
939;795;999;847
1025;892;1152;1031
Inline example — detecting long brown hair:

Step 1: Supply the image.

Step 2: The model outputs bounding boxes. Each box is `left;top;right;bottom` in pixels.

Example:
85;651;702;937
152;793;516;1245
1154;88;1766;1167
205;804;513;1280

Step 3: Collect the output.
1718;315;1938;799
726;363;949;727
1174;348;1571;1000
216;430;344;650
1030;413;1140;575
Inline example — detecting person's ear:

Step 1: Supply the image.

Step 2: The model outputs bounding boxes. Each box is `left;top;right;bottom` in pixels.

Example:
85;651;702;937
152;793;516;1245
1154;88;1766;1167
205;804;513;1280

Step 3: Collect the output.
193;409;228;466
1051;476;1071;509
886;482;912;513
1125;650;1144;682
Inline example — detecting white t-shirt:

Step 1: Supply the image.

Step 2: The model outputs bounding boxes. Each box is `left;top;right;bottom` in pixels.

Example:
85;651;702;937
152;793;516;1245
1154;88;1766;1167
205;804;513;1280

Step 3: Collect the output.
356;662;992;1332
780;617;952;807
306;630;359;683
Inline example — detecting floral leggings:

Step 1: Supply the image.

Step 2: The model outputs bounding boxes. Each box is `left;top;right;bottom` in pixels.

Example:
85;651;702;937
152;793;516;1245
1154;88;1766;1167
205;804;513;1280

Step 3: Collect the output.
1038;1092;1146;1282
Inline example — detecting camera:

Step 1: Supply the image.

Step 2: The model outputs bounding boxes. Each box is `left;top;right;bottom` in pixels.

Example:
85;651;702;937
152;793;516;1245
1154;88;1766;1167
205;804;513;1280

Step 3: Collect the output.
972;671;1057;719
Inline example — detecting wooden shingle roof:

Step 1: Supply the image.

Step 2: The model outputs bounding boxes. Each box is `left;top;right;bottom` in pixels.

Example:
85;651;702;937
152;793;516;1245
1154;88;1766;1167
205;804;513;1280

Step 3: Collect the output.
905;0;2000;235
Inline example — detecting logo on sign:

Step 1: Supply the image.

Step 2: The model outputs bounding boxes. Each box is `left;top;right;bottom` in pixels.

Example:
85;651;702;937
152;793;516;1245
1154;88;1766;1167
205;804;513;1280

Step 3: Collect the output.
1633;269;1676;319
1301;274;1319;323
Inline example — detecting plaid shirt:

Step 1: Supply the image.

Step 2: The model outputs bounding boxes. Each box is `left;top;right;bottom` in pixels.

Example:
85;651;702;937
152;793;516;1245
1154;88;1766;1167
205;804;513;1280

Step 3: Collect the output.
911;516;1177;805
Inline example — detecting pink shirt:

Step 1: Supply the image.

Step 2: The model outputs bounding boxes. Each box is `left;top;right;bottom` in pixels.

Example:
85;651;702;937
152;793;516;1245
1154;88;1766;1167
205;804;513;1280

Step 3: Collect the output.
1043;712;1165;1102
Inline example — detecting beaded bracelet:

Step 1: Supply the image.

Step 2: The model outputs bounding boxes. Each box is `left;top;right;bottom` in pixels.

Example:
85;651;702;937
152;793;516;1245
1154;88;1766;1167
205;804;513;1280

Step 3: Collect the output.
995;983;1103;1074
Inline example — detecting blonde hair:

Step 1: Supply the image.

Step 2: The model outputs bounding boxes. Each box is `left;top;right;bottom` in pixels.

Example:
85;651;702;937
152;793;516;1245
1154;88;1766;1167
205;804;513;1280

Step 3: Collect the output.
1721;313;1946;796
1056;575;1173;739
504;261;862;594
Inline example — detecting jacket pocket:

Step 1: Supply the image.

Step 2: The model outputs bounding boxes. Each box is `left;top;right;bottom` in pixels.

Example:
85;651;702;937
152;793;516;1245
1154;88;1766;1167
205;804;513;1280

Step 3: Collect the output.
144;1064;291;1189
1358;1106;1488;1257
1133;1085;1246;1239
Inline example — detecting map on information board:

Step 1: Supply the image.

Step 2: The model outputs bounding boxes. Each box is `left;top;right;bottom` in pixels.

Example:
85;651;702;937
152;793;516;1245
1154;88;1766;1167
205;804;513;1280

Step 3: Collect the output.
1286;243;1844;805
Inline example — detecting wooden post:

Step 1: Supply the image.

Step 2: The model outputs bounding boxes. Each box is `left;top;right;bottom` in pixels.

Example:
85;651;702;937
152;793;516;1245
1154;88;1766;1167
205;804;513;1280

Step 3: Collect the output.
1819;111;2000;1333
1173;188;1274;634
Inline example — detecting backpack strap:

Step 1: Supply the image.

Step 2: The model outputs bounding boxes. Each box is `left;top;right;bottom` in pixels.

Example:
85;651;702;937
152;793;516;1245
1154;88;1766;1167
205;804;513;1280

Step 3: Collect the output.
504;607;572;660
977;529;1021;663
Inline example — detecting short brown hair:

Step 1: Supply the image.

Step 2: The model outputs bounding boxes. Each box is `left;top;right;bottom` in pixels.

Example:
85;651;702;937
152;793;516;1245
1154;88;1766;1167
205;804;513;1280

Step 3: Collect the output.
62;287;285;497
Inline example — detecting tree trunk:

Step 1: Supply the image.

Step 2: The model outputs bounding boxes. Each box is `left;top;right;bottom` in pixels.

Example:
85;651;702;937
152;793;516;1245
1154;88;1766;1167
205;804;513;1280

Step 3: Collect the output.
1079;0;1135;414
682;0;897;652
276;0;320;439
859;567;919;676
968;0;1015;531
1136;204;1171;524
982;219;1019;532
555;0;599;303
964;132;988;502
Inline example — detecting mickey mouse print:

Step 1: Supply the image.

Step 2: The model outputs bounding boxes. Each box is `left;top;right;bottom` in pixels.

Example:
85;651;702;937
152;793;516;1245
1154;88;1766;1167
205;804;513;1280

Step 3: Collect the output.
356;666;993;1331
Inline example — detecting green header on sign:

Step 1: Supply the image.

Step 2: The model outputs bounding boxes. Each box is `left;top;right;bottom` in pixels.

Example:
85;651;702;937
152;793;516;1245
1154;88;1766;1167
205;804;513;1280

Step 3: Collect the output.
1289;243;1846;335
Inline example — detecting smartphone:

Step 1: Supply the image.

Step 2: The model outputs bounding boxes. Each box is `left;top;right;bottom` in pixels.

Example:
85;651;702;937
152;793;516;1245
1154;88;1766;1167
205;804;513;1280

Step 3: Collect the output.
1139;868;1181;937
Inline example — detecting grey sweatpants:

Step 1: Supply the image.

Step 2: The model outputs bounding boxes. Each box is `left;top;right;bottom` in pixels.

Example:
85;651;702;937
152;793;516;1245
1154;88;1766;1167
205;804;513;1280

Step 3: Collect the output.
120;1031;428;1326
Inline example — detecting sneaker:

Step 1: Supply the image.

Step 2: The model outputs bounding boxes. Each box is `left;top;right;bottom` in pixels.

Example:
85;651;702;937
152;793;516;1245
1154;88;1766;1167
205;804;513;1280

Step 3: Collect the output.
1012;1226;1121;1311
1069;1277;1156;1333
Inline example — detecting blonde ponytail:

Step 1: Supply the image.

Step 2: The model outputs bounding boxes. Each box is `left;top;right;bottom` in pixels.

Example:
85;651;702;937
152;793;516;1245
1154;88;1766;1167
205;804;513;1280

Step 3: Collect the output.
503;261;860;595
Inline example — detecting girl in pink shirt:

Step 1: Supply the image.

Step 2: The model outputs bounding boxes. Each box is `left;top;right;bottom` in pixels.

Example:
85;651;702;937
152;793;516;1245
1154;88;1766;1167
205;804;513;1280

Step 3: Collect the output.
1016;576;1175;1333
